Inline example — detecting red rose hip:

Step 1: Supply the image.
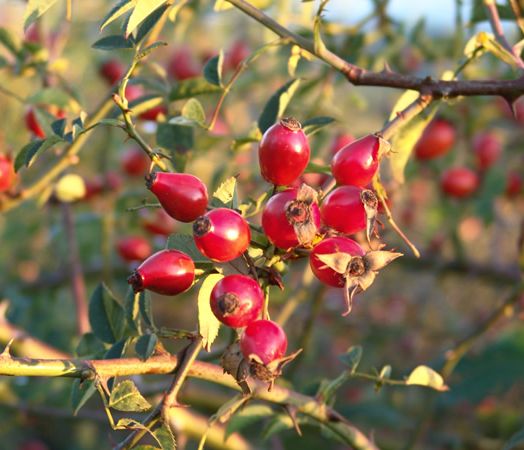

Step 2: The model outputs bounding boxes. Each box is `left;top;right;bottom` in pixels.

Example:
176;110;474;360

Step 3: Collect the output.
262;186;320;249
128;249;195;295
331;134;383;187
258;117;310;186
210;274;263;327
167;47;201;81
240;319;288;365
472;132;502;170
0;154;16;193
414;119;456;160
121;147;150;177
99;59;125;85
146;172;208;223
193;208;251;262
117;236;152;263
309;236;365;287
441;167;480;198
141;208;178;237
321;186;376;235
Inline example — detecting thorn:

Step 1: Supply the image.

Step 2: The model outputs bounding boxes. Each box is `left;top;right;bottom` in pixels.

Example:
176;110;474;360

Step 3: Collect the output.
502;95;519;119
284;405;303;436
1;338;14;356
382;61;392;73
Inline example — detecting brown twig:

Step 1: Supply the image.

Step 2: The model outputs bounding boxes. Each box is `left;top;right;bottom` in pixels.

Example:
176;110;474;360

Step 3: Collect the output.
509;0;524;34
484;0;524;69
225;0;524;100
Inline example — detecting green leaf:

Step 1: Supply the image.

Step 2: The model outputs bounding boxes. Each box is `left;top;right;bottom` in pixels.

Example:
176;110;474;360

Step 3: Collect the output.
167;234;211;264
0;28;20;55
104;338;128;360
101;0;136;30
92;35;135;51
197;274;224;351
302;116;335;136
387;90;438;183
156;122;194;154
135;334;158;360
153;423;176;450
15;135;63;172
317;371;351;404
304;161;330;174
203;51;224;87
139;291;155;328
406;365;449;392
181;98;206;127
126;0;166;37
258;79;301;133
88;283;126;344
225;405;274;440
474;168;506;223
51;118;66;137
169;77;222;100
313;0;329;55
212;176;238;208
503;427;524;450
24;0;59;31
338;345;362;373
75;332;105;358
109;380;152;412
71;379;97;416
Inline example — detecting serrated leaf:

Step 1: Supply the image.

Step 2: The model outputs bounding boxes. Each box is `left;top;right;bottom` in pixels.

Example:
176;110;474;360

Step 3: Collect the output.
156;122;194;154
203;51;224;86
477;31;518;67
109;380;152;412
88;283;126;344
212;176;238;208
24;0;58;31
71;379;97;416
75;332;106;358
169;77;222;100
258;79;301;133
15;135;63;172
154;423;176;450
92;35;134;51
126;0;166;37
225;405;273;440
198;274;224;351
387;90;438;183
406;365;449;391
100;0;136;30
313;0;329;55
167;234;211;264
135;334;158;360
339;345;362;372
302;116;335;136
181;98;206;127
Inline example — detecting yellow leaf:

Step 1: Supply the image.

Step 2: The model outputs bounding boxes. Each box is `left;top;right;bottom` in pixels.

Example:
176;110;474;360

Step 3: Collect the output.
198;274;224;351
406;365;449;391
126;0;166;36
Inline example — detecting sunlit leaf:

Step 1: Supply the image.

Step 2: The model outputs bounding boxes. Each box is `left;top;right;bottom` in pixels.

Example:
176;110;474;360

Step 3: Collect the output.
197;274;224;351
258;79;301;133
406;365;449;391
109;380;152;412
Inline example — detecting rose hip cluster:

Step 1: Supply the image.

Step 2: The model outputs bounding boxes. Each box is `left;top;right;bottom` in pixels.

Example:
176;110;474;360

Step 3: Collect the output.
260;117;400;314
123;167;288;386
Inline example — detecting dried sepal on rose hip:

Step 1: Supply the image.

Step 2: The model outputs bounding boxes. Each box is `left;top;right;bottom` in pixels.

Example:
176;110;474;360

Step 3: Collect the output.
262;183;320;249
239;319;301;390
314;244;402;316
